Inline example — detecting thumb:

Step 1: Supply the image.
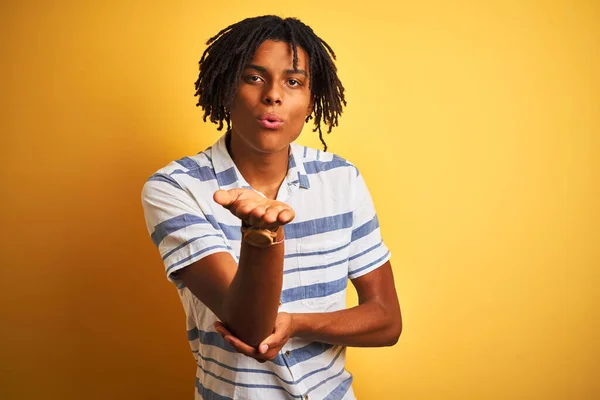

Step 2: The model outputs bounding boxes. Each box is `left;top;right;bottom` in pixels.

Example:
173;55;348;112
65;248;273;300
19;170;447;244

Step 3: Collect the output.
213;189;243;208
259;333;275;354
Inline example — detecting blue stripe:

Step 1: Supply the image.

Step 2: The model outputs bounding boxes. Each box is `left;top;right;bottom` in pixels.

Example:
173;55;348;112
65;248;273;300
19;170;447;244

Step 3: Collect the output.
349;250;390;277
281;276;347;304
351;215;380;242
171;161;236;187
197;364;304;398
303;155;355;175
166;244;231;274
280;341;335;367
205;214;241;240
188;329;334;369
175;156;199;170
298;174;310;189
323;375;353;400
155;211;240;244
151;213;210;246
285;212;352;239
284;257;348;275
147;173;182;189
195;378;233;400
284;241;350;258
172;166;217;183
348;241;383;261
216;167;238;187
161;233;230;261
288;153;296;168
303;146;307;158
188;328;235;352
193;346;344;385
306;364;347;395
293;346;344;384
195;351;295;384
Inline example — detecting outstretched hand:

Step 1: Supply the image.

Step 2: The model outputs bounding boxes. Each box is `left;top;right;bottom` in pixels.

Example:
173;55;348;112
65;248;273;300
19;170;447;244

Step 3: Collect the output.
214;312;295;363
214;188;295;229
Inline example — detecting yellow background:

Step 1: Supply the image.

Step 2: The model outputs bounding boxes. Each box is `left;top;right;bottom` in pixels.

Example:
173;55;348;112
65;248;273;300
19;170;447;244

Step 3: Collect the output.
1;0;598;399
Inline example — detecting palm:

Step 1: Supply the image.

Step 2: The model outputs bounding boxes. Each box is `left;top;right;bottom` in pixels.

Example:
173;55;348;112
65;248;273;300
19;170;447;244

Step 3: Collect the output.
213;188;295;228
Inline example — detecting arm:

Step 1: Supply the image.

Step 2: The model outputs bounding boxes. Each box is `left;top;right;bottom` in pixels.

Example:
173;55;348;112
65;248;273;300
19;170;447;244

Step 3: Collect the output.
213;167;399;355
289;166;403;347
178;188;293;347
178;230;284;347
171;188;293;347
292;261;402;347
214;261;401;361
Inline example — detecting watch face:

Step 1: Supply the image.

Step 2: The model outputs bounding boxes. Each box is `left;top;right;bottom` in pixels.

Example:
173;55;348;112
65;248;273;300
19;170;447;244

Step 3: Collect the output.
246;230;273;247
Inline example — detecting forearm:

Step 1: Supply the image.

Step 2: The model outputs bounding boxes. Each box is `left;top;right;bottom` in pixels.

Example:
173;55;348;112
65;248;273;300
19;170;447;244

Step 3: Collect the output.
292;300;402;347
222;230;284;347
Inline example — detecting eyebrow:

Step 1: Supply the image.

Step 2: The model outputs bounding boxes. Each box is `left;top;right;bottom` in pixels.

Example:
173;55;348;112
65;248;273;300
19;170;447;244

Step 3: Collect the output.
245;64;308;76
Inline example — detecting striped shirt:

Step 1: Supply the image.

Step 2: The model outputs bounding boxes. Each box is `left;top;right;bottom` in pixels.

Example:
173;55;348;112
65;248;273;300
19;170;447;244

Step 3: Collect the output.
141;134;390;399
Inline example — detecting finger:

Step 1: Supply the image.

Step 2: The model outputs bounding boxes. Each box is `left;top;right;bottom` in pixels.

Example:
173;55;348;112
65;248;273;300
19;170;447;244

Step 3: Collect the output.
224;335;257;357
225;334;258;355
259;330;286;355
214;322;260;357
247;204;268;227
213;321;231;337
259;343;269;354
214;188;253;209
232;199;260;221
259;332;275;351
227;337;268;363
277;208;295;224
263;205;286;226
213;190;236;208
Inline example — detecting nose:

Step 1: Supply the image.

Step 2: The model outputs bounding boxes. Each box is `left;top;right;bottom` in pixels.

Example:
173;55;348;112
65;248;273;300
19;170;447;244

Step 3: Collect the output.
262;83;282;106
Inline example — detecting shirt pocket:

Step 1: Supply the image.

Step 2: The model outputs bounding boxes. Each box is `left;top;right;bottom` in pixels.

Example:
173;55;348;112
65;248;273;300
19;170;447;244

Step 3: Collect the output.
296;238;351;310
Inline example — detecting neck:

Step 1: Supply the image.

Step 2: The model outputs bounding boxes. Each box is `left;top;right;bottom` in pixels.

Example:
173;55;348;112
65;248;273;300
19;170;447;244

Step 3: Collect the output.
227;131;289;200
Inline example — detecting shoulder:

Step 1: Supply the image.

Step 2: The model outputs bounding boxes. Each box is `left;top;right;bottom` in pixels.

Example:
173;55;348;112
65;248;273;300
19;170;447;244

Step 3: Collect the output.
141;146;218;207
144;147;216;189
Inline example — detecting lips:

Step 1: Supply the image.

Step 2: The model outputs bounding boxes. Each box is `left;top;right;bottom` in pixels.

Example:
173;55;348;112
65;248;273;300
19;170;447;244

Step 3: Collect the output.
257;113;283;130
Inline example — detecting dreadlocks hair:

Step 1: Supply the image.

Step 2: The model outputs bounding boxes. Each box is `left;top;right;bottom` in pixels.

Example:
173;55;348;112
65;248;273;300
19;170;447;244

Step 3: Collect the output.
193;15;346;151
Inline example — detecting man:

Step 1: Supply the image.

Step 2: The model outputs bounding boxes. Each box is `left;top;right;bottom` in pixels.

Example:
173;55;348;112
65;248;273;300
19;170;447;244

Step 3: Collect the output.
142;15;402;399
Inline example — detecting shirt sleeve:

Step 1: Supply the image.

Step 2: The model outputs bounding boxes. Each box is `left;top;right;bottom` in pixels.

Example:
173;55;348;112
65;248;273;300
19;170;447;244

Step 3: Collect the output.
347;171;391;280
141;176;232;286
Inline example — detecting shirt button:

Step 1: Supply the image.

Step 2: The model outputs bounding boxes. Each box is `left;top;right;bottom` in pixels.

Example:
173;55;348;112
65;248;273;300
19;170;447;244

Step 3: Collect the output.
304;395;309;400
285;350;291;357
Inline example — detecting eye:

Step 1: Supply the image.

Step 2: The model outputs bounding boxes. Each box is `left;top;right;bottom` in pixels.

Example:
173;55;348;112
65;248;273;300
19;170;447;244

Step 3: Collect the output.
288;79;300;87
245;75;263;83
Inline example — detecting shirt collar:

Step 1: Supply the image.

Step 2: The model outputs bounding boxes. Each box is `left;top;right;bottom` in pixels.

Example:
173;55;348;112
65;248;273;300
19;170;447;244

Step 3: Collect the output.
211;134;310;192
289;142;310;189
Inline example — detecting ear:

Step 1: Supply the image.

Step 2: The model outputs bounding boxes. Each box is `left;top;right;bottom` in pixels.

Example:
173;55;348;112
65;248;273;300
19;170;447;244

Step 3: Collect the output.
306;99;314;118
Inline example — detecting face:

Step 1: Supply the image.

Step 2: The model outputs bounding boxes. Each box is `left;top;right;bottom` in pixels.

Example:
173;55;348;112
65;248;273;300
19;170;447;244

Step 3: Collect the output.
229;40;312;154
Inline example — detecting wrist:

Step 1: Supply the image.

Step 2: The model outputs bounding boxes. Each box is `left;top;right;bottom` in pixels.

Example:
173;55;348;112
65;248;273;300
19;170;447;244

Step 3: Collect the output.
241;222;284;248
289;313;298;337
275;226;284;242
290;313;307;338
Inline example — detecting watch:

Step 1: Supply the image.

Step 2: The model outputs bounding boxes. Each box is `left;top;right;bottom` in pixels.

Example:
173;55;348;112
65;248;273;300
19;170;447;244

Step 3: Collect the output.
241;221;282;248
